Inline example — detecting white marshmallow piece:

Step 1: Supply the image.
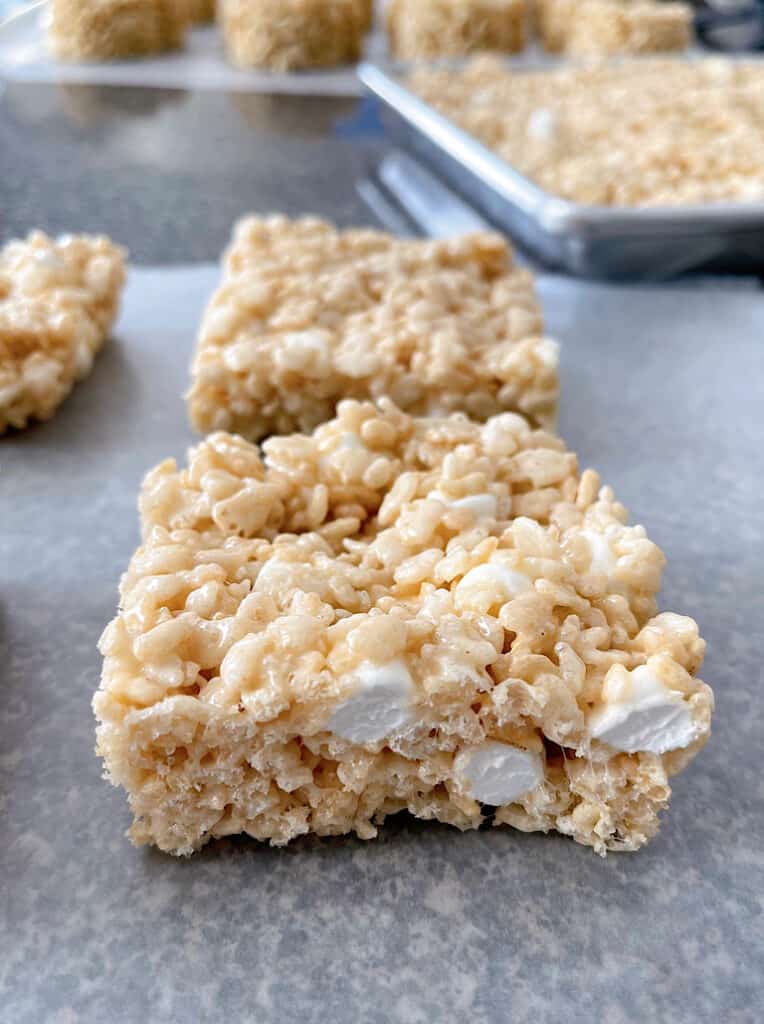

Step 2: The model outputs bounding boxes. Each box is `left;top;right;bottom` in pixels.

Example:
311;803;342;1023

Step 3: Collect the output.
274;330;331;377
328;659;418;745
588;664;700;755
454;558;532;613
455;741;544;806
428;490;498;520
526;108;558;143
582;529;618;576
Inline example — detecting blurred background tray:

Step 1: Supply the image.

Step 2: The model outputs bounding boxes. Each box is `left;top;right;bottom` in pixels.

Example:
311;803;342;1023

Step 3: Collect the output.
361;58;764;279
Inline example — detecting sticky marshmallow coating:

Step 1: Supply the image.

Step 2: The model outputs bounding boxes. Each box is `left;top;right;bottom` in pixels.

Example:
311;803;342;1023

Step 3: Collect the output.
94;400;713;856
411;55;764;207
187;215;559;441
0;231;126;434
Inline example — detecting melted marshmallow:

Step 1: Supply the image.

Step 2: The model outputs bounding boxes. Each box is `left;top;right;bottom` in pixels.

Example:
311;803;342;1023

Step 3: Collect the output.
328;659;418;744
582;530;618;576
454;741;544;805
588;664;699;755
454;559;532;612
428;490;498;519
527;108;558;143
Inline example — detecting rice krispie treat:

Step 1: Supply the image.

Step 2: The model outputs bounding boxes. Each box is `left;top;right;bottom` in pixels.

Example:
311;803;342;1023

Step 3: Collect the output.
387;0;527;60
220;0;365;71
534;0;571;52
535;0;691;54
94;401;713;855
187;216;558;441
0;232;126;434
49;0;190;61
411;55;764;206
188;0;215;23
566;1;692;56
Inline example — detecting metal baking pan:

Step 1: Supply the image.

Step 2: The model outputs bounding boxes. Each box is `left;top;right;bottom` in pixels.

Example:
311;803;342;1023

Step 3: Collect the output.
359;60;764;279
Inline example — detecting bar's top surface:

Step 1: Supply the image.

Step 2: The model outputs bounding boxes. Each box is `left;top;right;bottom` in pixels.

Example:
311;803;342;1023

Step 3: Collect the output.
2;260;762;1022
1;70;763;1021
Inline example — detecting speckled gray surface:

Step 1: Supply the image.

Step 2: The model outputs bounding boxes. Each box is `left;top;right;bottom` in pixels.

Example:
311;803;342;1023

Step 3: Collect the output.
0;82;383;262
2;264;763;1023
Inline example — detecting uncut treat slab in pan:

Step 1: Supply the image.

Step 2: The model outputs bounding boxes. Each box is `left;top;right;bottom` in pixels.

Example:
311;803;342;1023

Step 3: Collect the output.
360;58;764;278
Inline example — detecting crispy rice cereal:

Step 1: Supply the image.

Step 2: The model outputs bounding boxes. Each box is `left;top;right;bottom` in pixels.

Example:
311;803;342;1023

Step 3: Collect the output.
220;0;365;71
0;232;126;434
567;1;692;56
187;216;558;441
94;401;713;856
387;0;527;60
49;0;190;61
411;55;764;207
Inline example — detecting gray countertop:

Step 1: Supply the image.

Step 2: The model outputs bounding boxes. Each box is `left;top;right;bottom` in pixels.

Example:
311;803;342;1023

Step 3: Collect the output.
0;82;385;261
1;84;763;1024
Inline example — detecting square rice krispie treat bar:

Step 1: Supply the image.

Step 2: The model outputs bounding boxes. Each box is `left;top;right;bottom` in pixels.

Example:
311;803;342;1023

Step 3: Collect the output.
187;216;558;441
220;0;365;71
0;231;126;434
95;400;713;856
49;0;190;61
567;1;692;56
387;0;527;60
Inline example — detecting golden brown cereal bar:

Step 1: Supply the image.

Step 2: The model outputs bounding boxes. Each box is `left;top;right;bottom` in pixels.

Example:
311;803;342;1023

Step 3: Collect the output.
0;232;126;434
49;0;190;61
387;0;527;60
536;0;691;55
95;401;713;855
187;215;559;441
220;0;365;71
567;1;692;56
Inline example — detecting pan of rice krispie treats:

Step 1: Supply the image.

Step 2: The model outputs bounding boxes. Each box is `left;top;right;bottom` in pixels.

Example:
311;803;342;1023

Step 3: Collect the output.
360;56;764;278
0;231;126;434
187;215;559;440
94;400;713;856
